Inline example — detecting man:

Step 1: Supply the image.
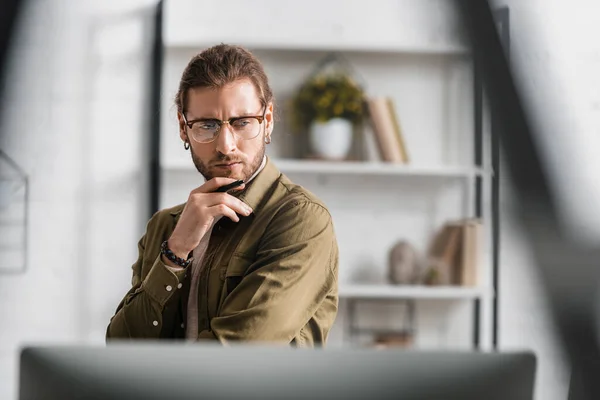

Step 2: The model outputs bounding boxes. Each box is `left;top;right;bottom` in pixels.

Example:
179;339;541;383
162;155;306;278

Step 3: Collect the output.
106;44;339;346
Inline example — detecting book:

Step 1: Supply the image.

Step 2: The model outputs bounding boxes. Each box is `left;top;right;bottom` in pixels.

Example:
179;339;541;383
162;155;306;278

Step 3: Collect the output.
386;98;410;163
425;219;482;286
424;222;463;285
459;219;482;286
366;97;404;163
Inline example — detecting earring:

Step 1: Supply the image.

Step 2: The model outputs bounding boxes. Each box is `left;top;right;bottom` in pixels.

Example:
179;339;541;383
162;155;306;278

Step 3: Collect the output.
265;136;271;144
184;141;190;150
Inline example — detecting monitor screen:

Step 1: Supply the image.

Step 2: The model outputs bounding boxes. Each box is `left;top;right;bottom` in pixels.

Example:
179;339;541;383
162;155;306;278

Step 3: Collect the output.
19;343;536;400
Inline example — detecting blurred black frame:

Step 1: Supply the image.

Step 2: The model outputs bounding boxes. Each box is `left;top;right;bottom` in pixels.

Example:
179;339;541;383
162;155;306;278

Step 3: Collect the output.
456;1;600;399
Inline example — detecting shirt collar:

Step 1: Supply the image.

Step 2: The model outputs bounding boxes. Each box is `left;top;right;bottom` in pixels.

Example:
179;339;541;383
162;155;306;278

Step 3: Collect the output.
237;155;280;211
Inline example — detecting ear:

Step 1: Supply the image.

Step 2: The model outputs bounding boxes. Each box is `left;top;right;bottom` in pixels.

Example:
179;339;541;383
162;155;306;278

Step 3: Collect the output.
177;112;188;143
264;102;274;137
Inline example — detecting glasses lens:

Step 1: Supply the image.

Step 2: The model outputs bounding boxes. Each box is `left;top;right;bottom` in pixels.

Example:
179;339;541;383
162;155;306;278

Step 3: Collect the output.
231;117;261;140
190;121;218;143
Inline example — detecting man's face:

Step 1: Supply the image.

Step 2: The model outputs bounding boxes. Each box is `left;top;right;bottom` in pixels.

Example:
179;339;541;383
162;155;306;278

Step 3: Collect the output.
178;79;273;182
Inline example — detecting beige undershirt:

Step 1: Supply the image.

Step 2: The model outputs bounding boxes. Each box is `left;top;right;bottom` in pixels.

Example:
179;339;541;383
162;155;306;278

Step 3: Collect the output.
167;156;267;340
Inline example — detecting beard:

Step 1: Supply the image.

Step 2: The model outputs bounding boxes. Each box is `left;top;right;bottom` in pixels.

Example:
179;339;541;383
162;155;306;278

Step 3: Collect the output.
191;139;266;183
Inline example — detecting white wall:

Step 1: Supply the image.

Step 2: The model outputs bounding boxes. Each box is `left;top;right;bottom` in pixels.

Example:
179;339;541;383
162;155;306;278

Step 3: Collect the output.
0;0;156;398
2;0;596;399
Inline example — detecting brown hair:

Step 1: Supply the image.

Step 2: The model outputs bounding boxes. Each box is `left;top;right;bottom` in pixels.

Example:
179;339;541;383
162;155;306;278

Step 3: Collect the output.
175;43;274;113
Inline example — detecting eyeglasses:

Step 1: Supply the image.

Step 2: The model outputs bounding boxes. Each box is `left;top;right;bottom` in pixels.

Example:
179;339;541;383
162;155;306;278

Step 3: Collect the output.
181;108;266;144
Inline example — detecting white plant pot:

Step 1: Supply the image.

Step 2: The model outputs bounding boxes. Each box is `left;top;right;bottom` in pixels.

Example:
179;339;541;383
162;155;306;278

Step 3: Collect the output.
308;118;353;160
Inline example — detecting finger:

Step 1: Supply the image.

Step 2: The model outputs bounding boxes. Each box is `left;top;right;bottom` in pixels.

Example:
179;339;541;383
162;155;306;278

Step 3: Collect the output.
193;177;241;194
208;203;240;223
205;193;253;216
214;180;245;193
222;194;253;216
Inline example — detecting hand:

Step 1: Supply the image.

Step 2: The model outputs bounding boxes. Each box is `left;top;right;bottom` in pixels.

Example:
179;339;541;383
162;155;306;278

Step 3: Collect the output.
167;178;253;259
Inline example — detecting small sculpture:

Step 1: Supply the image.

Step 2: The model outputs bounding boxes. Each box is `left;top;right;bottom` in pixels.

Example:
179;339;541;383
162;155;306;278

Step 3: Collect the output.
388;240;420;284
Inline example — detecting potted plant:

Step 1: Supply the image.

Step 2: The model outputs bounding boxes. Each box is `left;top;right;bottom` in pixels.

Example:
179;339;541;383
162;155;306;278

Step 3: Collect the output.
290;71;365;160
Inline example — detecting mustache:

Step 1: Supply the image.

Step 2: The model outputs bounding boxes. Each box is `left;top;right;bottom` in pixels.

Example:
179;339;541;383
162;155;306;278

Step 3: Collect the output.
212;155;243;165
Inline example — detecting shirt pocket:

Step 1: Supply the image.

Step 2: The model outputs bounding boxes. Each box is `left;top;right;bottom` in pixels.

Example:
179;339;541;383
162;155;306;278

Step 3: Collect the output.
218;254;253;307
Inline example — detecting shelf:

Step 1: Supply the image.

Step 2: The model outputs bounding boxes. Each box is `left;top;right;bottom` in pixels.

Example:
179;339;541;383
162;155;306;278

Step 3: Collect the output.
162;159;489;179
339;284;489;300
163;0;470;56
166;41;470;56
274;160;487;178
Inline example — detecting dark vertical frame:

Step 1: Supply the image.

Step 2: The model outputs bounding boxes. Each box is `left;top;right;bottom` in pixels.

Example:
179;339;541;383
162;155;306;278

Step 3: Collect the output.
148;0;163;217
491;5;509;350
472;6;509;350
472;36;484;350
0;0;24;83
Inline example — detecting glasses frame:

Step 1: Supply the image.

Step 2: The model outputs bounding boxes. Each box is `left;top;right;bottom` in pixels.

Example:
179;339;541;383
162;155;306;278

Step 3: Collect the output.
181;107;267;144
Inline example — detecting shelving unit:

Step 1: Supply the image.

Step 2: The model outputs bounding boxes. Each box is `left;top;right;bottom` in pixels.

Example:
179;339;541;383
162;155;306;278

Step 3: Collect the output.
340;283;492;346
151;0;508;351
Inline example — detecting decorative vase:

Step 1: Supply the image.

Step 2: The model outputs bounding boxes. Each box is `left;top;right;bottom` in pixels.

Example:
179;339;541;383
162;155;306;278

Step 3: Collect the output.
308;118;353;160
388;240;421;285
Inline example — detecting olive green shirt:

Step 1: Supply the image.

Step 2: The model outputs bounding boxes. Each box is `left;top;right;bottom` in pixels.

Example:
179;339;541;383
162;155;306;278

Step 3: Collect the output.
106;157;339;346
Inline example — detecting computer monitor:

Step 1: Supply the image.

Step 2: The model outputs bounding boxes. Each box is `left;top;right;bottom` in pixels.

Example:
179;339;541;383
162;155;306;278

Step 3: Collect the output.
19;343;536;400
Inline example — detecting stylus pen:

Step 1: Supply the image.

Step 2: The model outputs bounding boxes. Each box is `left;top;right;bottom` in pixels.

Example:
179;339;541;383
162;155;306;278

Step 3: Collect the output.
214;179;244;193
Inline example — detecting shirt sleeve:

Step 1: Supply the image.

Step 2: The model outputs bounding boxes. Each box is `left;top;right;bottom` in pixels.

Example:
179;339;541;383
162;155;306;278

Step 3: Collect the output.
106;231;187;340
202;199;338;344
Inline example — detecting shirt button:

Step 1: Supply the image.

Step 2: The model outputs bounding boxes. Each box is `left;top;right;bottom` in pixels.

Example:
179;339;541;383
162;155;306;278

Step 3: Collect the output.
152;320;159;327
165;285;173;292
177;283;183;289
181;323;185;329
